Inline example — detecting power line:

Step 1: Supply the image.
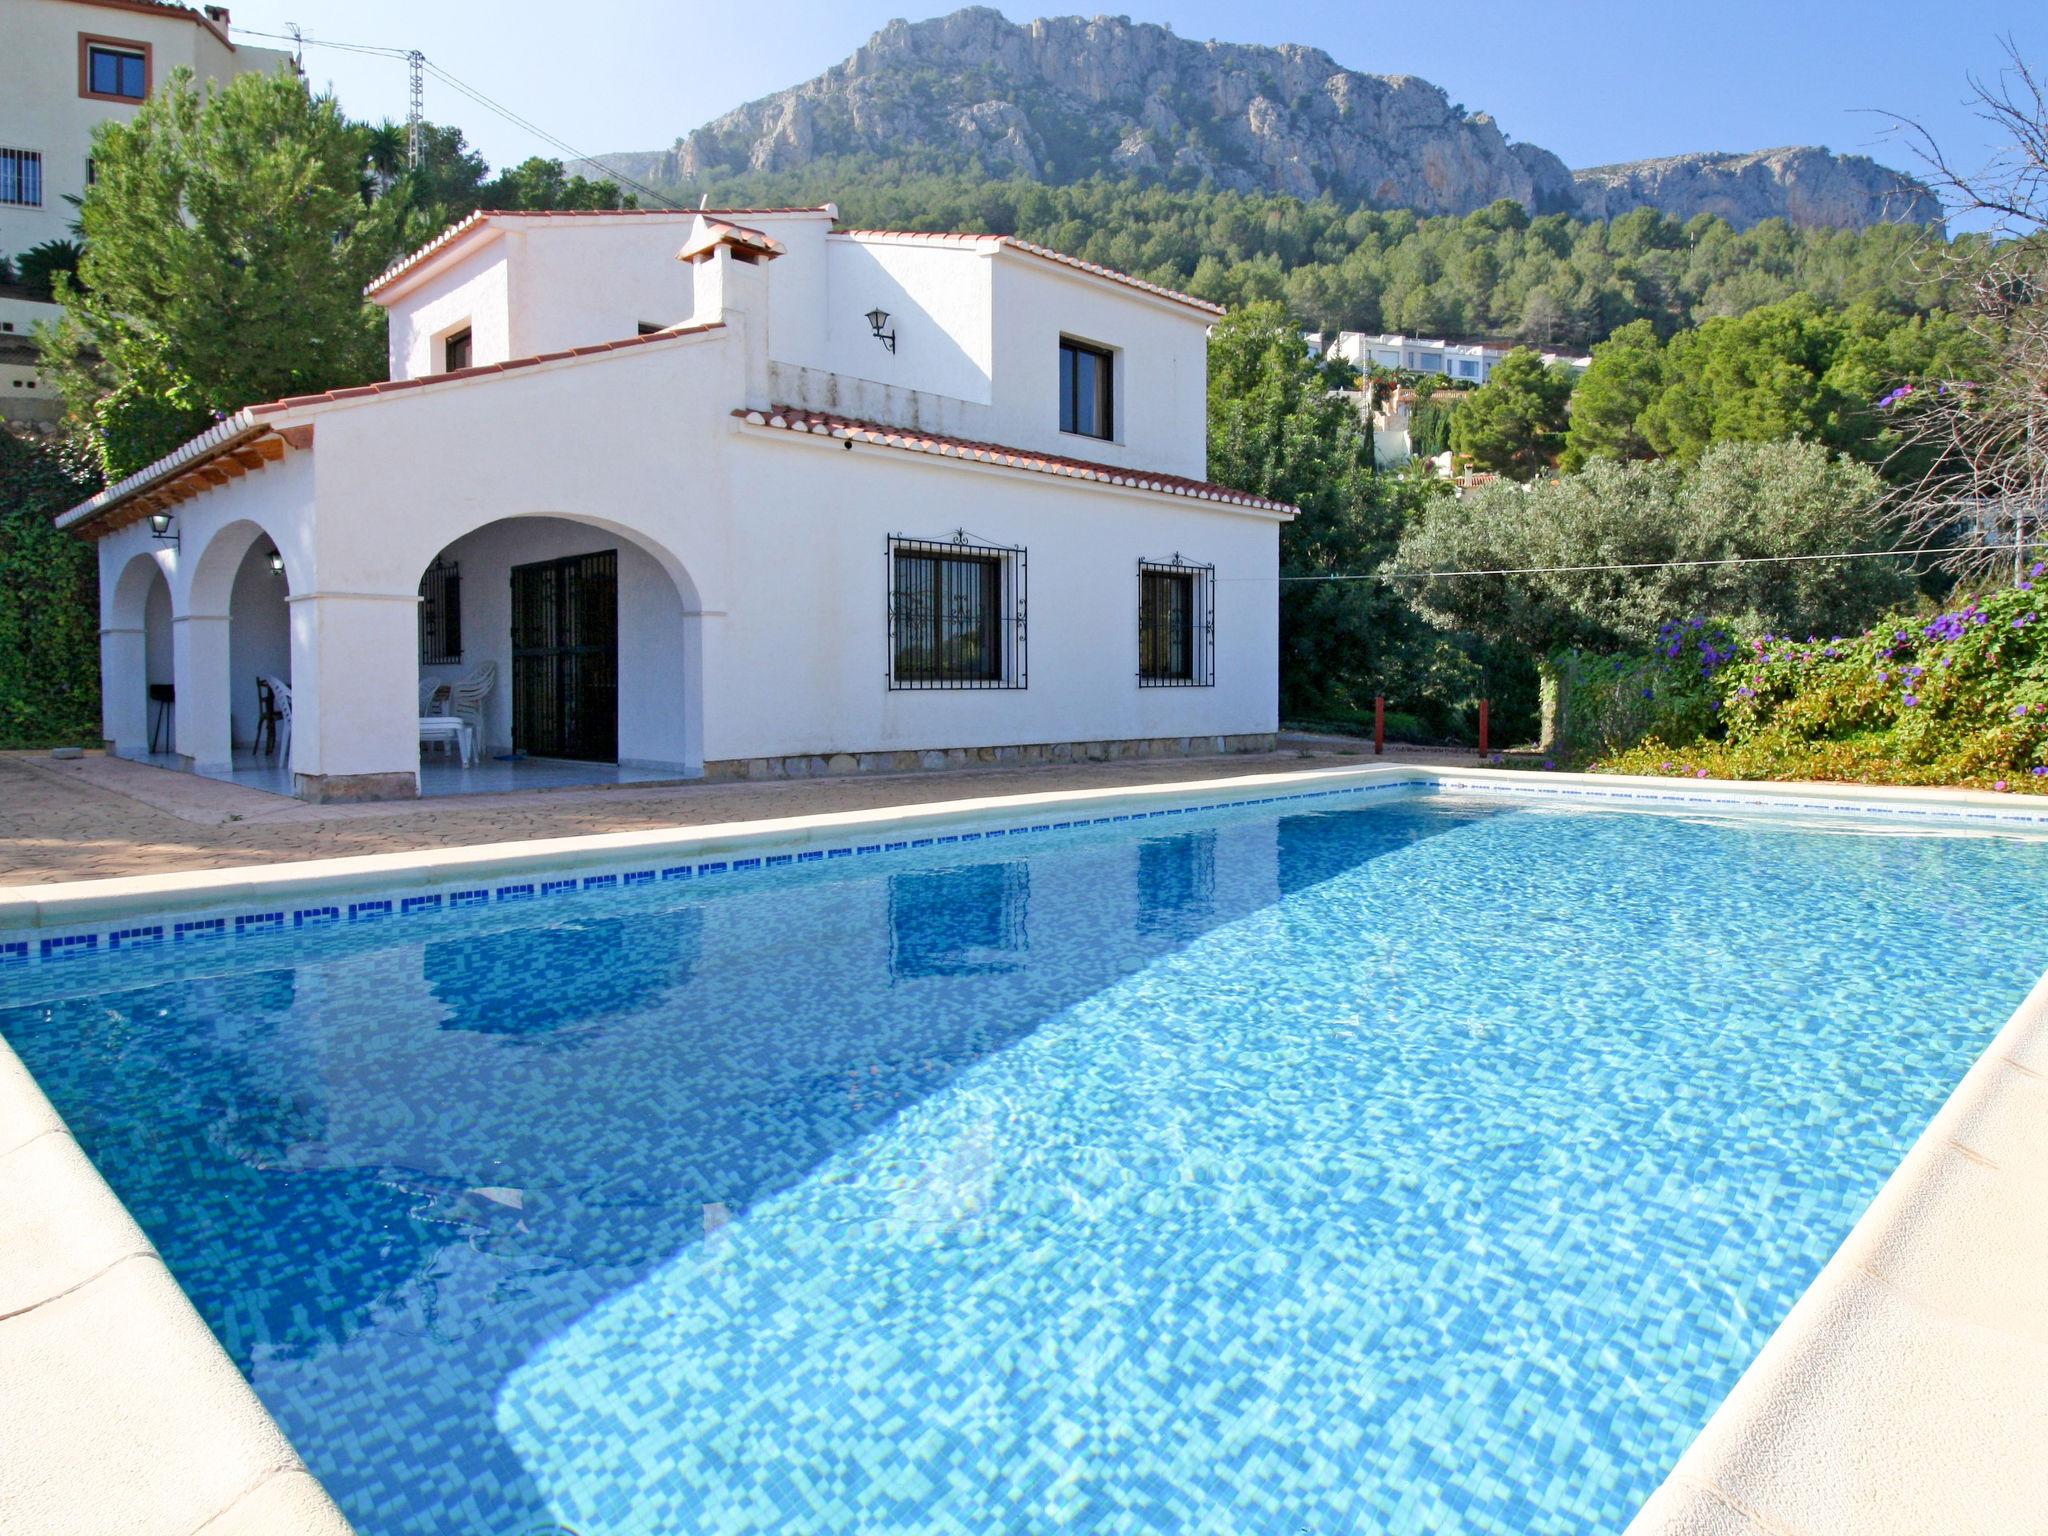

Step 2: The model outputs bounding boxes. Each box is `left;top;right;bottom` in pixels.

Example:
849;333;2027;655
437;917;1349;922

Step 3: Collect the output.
232;27;682;209
1260;540;2041;583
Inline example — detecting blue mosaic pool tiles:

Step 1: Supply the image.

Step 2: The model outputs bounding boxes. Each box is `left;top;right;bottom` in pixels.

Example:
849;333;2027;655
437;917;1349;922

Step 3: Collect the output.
496;884;536;903
234;912;283;937
174;917;225;941
451;890;489;909
295;906;341;928
623;871;657;887
401;895;442;916
582;875;619;891
0;941;25;965
540;879;578;898
108;925;163;950
348;900;393;922
38;933;96;960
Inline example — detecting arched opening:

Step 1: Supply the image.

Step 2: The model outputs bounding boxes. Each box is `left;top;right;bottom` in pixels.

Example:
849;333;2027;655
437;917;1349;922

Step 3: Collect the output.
181;517;298;785
412;515;700;793
104;552;174;760
226;538;292;779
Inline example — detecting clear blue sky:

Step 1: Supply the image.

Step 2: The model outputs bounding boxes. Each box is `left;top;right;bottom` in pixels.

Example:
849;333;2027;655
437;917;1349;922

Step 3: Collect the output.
223;0;2036;206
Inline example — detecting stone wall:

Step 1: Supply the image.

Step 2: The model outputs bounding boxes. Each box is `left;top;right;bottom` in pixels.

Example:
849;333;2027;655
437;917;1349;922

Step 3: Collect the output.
704;731;1277;782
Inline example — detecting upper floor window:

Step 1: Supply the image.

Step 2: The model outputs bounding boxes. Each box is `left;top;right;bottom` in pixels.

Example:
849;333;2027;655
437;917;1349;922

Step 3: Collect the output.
443;328;472;372
1138;558;1215;687
888;534;1027;690
0;150;41;208
80;37;150;102
1059;337;1114;441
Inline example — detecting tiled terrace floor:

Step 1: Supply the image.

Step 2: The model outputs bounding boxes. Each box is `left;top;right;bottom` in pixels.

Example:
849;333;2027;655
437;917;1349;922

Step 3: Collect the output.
0;741;1481;887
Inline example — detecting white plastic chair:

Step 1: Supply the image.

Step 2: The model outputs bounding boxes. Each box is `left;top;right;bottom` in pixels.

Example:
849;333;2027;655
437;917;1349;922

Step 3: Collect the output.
261;675;292;762
419;677;450;716
447;663;495;753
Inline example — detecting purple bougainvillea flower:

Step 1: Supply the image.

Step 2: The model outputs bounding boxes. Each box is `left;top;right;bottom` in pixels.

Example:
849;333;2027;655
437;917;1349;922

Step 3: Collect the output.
2034;562;2046;577
1542;759;1555;770
1877;672;1889;683
2017;706;2030;718
1996;780;2010;791
2034;766;2047;778
1903;695;1919;707
1695;768;1708;778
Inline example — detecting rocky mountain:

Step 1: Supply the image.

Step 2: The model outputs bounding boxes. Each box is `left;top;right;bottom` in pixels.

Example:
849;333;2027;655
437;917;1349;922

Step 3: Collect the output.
589;8;1940;231
1572;147;1941;229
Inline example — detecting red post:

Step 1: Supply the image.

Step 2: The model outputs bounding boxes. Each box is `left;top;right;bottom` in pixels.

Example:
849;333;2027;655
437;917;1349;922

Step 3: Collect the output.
1477;698;1490;757
1374;695;1385;755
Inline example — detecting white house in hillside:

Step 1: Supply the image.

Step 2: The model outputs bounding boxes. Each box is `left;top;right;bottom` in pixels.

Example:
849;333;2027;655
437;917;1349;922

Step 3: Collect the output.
60;205;1295;801
1324;331;1591;384
1;0;295;428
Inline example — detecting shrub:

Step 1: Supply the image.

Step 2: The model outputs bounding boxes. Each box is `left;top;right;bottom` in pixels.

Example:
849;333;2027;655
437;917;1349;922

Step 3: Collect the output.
1597;566;2048;791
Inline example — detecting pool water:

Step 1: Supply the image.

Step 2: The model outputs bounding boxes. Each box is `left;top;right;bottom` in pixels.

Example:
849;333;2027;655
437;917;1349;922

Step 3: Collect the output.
4;792;2045;1535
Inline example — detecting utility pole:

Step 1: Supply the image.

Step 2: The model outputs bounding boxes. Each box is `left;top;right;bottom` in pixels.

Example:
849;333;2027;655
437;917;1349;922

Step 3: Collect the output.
406;50;425;169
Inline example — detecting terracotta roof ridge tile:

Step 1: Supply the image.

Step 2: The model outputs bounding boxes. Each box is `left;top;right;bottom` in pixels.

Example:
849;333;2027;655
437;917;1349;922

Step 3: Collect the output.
735;406;1294;514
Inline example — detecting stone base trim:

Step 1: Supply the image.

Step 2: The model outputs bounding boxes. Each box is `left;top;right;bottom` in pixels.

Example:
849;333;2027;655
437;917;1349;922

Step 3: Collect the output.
702;732;1279;783
294;770;419;804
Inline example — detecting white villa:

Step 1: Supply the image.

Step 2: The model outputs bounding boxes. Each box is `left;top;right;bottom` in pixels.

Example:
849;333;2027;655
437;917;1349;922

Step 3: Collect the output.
58;205;1295;801
1324;331;1591;384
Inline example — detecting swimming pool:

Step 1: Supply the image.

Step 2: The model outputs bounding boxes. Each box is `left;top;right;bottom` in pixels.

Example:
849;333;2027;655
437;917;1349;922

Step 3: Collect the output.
3;788;2043;1534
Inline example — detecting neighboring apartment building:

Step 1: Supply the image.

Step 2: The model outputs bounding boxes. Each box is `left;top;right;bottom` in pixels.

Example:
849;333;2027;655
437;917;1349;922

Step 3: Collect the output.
59;206;1295;801
1323;331;1591;384
0;0;293;426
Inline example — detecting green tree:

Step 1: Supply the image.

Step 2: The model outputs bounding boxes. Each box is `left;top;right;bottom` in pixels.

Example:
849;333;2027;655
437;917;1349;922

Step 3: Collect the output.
39;66;400;479
0;433;101;746
1389;438;1909;740
1448;348;1572;479
1208;302;1457;719
1561;318;1664;469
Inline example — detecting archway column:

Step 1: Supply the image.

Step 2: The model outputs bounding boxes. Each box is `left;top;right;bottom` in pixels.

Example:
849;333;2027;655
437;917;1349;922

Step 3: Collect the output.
287;591;420;802
171;613;233;772
99;626;147;756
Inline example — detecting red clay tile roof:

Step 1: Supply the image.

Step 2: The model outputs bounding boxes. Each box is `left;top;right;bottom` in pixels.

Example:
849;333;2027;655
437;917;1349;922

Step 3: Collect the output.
736;407;1294;515
365;207;836;298
247;320;725;413
830;231;1223;316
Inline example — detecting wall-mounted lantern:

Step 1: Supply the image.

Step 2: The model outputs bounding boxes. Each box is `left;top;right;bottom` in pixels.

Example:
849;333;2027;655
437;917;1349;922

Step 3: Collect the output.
148;512;178;548
865;307;897;354
267;547;285;575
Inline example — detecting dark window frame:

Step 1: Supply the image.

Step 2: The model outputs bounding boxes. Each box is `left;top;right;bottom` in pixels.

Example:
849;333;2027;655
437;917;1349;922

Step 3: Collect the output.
418;558;463;666
1058;336;1115;441
887;534;1027;690
0;149;43;209
78;34;151;103
1138;556;1215;687
442;327;473;372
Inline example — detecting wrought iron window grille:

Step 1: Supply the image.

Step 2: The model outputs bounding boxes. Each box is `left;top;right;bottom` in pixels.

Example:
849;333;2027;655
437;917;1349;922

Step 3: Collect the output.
887;533;1027;690
418;558;463;666
1137;554;1215;687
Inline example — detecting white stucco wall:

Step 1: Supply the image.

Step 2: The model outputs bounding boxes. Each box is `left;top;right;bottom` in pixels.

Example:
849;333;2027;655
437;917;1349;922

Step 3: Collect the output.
386;244;512;381
988;255;1210;481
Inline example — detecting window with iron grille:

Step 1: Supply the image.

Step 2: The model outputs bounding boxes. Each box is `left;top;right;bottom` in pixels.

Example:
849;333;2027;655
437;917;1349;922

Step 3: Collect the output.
419;559;462;665
888;535;1027;689
1138;557;1214;686
0;150;42;208
1059;337;1115;440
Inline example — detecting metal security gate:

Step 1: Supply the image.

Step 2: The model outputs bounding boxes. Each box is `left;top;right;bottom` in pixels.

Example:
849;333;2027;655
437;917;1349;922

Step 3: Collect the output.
510;550;618;762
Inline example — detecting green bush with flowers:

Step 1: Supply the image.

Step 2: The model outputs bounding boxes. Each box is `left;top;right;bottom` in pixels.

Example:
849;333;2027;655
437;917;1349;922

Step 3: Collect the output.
1595;563;2048;792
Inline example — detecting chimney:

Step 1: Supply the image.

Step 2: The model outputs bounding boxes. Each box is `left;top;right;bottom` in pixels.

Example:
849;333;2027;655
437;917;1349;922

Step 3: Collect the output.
204;6;231;23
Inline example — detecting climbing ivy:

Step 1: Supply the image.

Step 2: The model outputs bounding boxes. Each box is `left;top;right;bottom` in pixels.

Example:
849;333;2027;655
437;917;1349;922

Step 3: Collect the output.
0;432;102;747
